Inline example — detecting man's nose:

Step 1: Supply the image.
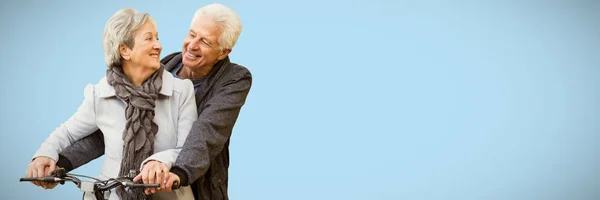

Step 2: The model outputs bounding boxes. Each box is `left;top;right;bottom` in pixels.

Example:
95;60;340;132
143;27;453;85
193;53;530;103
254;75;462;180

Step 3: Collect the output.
189;39;201;50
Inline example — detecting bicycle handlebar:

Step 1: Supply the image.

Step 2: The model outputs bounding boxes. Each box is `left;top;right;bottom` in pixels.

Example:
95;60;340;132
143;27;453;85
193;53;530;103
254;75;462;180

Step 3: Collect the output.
21;167;180;200
20;168;180;191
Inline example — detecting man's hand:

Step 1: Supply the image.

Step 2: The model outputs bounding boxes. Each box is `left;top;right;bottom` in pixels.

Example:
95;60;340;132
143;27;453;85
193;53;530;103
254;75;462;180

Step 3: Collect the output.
25;156;58;189
133;160;178;194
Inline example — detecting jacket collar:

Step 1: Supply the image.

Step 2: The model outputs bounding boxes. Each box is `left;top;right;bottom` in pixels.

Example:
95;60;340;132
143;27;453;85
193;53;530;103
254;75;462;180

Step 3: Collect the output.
163;52;231;79
96;67;174;98
163;53;231;107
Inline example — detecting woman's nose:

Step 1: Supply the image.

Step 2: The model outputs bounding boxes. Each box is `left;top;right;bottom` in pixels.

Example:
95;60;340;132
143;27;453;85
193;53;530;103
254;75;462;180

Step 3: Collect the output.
153;41;162;50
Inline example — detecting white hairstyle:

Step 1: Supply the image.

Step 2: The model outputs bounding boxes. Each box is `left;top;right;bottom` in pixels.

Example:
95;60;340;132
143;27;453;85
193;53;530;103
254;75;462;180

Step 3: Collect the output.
102;8;154;68
191;3;242;50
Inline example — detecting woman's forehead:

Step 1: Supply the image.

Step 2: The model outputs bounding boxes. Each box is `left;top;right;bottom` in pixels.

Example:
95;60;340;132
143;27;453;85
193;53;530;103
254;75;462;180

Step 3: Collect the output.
135;21;158;35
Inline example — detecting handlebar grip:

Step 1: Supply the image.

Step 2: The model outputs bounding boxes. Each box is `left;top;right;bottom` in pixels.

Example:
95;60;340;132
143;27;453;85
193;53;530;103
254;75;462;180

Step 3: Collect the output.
126;183;160;188
20;177;58;182
125;181;179;190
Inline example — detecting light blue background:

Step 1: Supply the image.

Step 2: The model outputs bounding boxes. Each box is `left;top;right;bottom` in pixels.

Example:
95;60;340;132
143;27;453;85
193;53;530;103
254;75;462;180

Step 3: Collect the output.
1;0;598;199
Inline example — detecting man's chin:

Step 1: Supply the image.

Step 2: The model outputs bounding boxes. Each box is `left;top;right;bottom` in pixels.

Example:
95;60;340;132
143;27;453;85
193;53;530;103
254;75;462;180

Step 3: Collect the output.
182;58;196;68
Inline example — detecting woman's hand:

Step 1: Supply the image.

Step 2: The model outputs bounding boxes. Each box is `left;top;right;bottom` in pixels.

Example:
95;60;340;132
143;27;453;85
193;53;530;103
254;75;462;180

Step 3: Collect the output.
25;156;58;189
134;160;179;194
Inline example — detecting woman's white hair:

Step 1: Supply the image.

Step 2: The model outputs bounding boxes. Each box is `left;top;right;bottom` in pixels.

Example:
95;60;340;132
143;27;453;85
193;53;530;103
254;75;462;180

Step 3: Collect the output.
102;8;154;68
191;3;242;50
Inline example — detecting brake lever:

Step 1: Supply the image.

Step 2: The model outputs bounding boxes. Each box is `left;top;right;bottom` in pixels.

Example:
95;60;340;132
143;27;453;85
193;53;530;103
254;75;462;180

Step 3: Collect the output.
50;167;67;185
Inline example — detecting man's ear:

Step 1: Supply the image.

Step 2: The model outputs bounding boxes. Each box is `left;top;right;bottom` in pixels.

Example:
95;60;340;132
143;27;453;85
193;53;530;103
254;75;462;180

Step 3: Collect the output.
217;48;232;60
119;44;131;60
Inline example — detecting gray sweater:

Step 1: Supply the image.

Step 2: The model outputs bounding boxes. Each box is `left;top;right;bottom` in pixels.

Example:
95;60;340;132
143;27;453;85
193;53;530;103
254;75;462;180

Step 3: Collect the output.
57;52;252;200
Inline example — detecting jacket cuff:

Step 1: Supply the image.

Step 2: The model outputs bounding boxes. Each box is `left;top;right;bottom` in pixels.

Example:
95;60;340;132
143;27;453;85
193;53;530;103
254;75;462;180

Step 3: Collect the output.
171;167;189;186
56;154;74;172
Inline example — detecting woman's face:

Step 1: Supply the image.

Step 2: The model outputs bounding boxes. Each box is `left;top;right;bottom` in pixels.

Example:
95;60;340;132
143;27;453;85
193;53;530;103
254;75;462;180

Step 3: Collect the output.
124;20;162;70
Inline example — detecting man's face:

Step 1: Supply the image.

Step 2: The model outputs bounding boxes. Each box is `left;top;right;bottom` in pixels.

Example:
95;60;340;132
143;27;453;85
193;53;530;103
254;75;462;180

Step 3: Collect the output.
182;15;227;69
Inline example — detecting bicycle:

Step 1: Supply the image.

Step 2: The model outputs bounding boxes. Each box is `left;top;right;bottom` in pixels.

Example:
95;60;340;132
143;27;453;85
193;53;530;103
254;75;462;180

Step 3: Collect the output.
20;167;179;200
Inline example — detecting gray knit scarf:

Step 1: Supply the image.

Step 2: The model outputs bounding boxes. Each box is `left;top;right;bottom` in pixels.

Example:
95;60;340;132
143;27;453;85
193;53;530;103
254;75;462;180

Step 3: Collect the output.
106;66;163;200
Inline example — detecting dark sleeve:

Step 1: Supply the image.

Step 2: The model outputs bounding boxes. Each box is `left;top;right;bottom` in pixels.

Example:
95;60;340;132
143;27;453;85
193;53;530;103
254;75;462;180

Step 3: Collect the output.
170;68;252;186
56;130;105;171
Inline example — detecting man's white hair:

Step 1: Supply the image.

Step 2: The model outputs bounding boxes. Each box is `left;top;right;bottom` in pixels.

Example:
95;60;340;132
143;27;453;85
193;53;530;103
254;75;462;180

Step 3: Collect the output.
191;3;242;50
102;8;154;68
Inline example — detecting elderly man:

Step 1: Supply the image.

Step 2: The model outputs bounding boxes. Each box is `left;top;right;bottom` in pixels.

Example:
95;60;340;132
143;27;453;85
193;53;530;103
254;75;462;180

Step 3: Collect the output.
28;3;251;200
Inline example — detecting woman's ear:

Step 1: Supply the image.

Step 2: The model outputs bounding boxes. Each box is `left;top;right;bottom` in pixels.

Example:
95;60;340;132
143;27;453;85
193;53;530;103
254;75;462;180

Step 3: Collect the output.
119;44;131;60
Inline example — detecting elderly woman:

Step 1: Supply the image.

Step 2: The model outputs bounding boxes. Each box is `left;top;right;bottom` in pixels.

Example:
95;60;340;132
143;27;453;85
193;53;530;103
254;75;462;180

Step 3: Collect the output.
24;8;196;200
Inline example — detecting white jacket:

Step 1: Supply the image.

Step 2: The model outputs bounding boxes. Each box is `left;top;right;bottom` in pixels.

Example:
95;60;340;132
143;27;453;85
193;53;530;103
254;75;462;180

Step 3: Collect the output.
33;69;197;200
